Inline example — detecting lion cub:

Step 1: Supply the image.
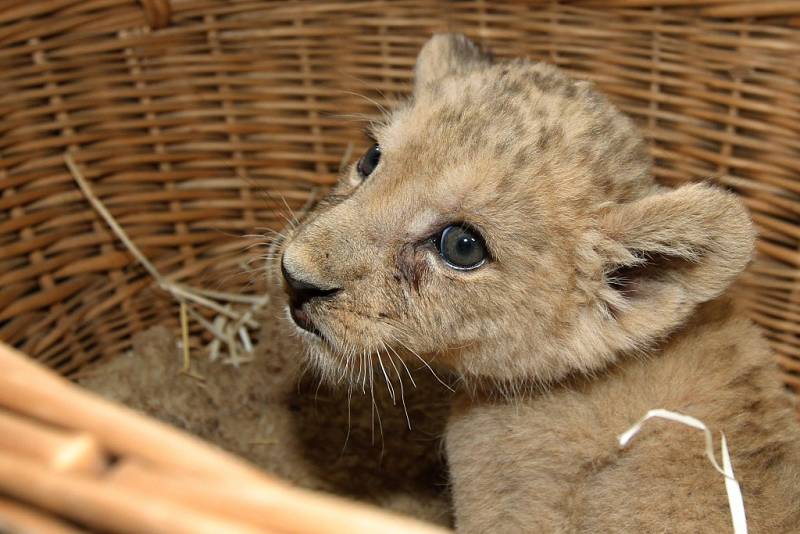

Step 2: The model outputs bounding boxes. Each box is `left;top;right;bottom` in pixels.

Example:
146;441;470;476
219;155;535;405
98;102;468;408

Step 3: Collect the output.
278;34;800;532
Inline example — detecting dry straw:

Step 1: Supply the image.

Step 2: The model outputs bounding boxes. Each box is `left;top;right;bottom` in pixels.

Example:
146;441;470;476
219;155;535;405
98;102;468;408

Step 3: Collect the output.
66;152;268;374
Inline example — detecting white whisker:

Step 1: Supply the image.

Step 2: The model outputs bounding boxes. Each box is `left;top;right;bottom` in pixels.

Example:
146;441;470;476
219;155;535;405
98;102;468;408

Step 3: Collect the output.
387;343;416;388
369;357;376;444
376;350;396;404
341;382;353;455
386;346;412;430
386;332;454;392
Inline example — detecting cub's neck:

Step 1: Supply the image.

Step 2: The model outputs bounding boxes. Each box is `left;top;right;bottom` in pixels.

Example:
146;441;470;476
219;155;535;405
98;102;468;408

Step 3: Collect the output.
460;295;758;404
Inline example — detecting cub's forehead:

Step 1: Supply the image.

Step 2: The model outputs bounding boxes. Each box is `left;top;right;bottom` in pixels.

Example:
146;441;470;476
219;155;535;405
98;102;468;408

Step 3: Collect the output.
378;61;585;166
373;59;653;205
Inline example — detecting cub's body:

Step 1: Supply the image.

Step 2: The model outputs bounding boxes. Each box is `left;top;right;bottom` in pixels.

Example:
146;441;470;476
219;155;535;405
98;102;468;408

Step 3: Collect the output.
447;298;800;532
279;33;800;532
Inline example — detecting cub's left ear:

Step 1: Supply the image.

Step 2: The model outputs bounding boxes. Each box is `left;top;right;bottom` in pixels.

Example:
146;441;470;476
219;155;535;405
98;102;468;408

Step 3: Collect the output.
415;33;492;91
598;183;755;340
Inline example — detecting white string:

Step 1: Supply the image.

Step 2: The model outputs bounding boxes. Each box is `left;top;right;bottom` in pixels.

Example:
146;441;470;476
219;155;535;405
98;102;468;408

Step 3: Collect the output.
619;408;748;534
721;433;748;533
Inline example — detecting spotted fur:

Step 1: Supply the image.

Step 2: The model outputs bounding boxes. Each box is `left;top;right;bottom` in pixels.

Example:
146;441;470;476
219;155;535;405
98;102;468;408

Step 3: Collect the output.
278;34;800;532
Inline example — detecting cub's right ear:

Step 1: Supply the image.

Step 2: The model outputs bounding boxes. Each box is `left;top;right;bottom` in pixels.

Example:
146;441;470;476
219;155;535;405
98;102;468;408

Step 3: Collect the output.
415;33;492;91
597;183;755;346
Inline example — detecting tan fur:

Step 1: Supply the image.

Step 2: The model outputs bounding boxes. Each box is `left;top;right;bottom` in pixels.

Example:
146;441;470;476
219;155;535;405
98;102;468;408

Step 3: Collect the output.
447;298;800;532
280;34;800;532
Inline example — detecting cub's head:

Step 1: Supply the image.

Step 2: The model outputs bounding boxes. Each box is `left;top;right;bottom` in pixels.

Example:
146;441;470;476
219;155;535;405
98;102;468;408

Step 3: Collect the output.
278;34;754;389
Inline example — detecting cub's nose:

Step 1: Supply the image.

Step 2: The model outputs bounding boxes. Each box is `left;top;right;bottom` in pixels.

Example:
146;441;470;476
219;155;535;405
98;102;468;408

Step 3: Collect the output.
281;258;340;308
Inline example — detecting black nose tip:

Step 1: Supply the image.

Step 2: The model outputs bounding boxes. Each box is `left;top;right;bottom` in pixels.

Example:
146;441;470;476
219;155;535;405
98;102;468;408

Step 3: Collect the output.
281;258;340;308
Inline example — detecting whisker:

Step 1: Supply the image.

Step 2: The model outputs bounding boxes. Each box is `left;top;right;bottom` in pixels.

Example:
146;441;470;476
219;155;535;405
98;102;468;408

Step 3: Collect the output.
314;375;324;407
326;113;380;124
369;356;376;445
341;381;353;456
368;360;385;458
386;332;454;392
361;349;368;394
278;194;299;229
386;347;412;430
339;90;389;118
237;175;298;232
338;348;351;385
410;351;454;392
376;350;396;404
387;343;416;388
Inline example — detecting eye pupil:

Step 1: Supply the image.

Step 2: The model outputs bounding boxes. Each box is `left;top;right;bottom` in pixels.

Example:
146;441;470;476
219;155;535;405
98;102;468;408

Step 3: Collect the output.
357;143;381;178
455;235;475;255
439;225;487;270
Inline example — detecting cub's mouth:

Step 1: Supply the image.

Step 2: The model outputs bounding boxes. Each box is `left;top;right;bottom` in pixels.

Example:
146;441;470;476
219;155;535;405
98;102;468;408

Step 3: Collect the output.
281;258;340;342
288;303;323;338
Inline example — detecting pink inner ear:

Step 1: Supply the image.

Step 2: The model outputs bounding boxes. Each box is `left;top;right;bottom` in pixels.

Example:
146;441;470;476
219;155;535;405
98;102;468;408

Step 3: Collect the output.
603;248;703;321
607;250;698;298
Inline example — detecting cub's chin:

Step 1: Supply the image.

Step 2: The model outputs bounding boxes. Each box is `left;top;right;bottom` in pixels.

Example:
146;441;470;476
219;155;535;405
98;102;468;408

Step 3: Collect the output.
284;304;335;347
283;304;358;382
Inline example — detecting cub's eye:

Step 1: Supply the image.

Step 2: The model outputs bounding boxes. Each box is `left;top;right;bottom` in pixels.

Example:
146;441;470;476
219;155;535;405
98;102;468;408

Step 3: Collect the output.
437;225;488;270
356;143;381;178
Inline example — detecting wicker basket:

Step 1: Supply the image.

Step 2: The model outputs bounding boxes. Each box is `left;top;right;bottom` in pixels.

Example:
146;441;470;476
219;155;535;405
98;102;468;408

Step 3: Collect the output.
1;0;800;531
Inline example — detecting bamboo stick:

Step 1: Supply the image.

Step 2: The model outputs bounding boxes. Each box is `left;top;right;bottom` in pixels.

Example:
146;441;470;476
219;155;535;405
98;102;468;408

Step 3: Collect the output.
0;497;85;534
0;409;106;475
0;341;450;534
0;453;268;534
0;341;266;483
109;461;450;534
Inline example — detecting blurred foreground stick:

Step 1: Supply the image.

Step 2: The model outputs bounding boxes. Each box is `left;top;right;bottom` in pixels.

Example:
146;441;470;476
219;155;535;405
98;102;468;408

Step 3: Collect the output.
0;341;450;534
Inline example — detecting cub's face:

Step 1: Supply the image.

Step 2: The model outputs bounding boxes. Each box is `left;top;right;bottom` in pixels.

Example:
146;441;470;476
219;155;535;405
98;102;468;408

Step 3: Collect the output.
278;35;753;388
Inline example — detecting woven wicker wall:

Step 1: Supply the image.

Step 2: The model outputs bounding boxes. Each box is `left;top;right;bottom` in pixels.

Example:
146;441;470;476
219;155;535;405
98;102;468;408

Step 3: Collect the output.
1;1;799;397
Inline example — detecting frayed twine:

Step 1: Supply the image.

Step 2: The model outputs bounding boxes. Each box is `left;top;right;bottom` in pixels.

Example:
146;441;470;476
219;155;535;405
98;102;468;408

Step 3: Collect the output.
619;408;747;534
